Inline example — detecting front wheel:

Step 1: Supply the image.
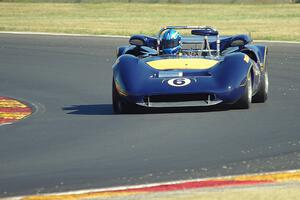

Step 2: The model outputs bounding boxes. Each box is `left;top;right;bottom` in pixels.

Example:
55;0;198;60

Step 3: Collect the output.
112;80;134;114
234;72;252;109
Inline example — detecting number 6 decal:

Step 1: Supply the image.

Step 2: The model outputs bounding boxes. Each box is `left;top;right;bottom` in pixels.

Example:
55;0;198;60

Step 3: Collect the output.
167;78;191;87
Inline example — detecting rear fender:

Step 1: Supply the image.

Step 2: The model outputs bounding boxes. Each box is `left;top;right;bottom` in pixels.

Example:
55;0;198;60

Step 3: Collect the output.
256;45;268;71
210;34;252;52
243;45;268;70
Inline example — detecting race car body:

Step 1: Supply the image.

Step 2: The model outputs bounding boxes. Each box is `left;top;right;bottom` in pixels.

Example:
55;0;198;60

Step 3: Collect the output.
112;26;268;113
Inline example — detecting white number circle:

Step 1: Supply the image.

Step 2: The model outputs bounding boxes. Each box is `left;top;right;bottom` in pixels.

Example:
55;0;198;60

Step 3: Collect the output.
167;78;191;87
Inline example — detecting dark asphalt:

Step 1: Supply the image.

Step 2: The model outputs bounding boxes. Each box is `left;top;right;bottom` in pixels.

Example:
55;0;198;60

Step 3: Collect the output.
0;34;300;197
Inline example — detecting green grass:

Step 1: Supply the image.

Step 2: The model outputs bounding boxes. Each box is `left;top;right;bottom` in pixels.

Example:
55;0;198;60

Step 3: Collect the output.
0;3;299;41
0;0;297;3
0;0;296;3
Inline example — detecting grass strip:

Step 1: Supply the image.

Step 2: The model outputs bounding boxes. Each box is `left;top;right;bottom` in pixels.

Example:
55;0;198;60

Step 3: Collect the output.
0;3;299;41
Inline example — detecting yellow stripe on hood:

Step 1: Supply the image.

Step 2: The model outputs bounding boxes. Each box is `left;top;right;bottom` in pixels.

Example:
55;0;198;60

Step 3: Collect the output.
147;58;218;70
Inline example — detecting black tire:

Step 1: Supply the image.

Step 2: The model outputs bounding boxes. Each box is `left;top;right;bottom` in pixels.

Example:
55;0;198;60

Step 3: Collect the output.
253;50;269;103
253;69;268;103
234;72;252;109
112;80;134;114
112;81;120;114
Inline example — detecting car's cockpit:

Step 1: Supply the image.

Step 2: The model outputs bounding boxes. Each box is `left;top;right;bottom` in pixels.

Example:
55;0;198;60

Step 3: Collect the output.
122;26;252;59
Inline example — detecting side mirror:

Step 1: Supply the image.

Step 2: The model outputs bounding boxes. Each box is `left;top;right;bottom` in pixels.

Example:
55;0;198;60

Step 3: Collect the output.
230;39;245;47
129;35;146;46
129;35;158;49
230;34;252;47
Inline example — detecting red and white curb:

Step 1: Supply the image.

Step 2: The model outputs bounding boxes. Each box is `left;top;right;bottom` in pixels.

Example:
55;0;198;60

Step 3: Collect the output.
4;169;300;200
0;97;32;125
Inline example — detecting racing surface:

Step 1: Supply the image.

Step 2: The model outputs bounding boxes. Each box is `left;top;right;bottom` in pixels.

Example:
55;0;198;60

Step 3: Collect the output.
0;34;300;197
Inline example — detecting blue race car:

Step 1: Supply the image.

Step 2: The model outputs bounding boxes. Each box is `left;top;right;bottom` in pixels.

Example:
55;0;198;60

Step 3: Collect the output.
112;26;268;113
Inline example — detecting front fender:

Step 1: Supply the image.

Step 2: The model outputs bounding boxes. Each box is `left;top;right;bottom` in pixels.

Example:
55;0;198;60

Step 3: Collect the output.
112;55;156;95
210;53;252;102
212;53;252;87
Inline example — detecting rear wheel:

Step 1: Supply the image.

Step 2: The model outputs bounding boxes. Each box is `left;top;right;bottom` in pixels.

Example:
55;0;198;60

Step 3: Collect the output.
234;72;252;109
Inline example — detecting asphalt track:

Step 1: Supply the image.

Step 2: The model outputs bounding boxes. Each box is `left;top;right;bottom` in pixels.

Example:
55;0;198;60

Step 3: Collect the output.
0;34;300;198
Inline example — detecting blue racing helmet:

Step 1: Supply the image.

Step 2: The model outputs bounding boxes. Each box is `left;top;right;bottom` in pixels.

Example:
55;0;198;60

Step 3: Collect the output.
161;29;181;55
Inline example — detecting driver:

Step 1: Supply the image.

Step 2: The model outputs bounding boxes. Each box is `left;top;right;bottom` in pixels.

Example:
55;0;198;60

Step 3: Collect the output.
161;29;182;55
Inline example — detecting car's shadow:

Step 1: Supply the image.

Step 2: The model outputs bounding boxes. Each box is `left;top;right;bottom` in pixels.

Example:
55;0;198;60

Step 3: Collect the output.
63;104;113;115
63;104;234;116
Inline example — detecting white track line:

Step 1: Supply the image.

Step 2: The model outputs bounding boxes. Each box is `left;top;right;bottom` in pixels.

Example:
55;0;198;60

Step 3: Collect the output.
1;198;21;200
0;31;130;38
255;40;300;44
0;123;12;127
2;169;299;200
1;31;300;44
